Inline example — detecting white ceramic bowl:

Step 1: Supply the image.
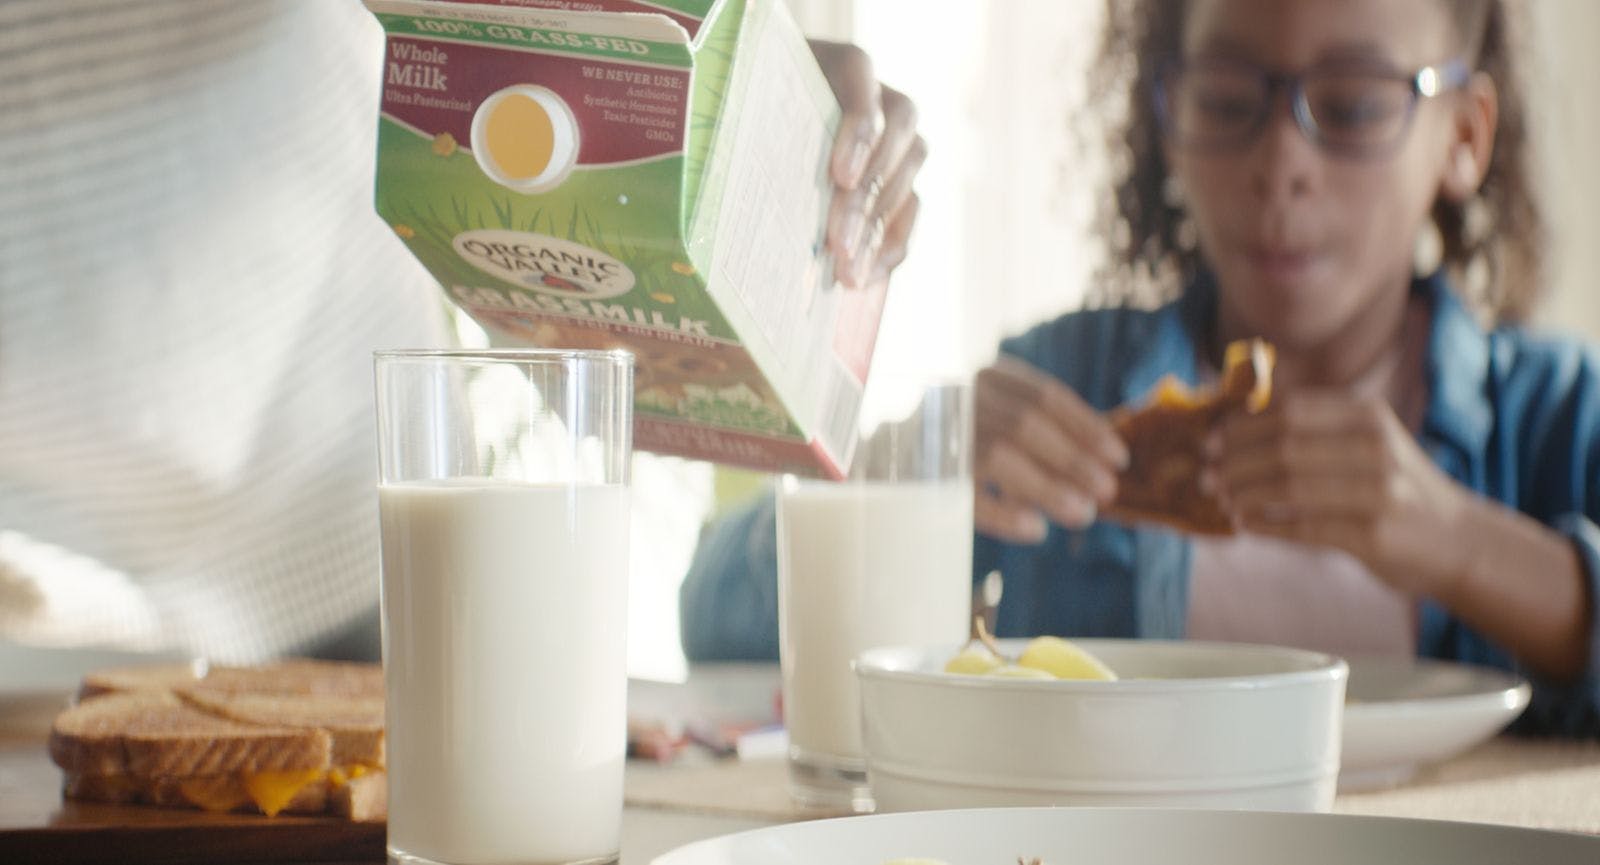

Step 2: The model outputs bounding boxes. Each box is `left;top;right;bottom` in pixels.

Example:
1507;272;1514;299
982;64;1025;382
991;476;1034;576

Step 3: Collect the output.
855;638;1347;812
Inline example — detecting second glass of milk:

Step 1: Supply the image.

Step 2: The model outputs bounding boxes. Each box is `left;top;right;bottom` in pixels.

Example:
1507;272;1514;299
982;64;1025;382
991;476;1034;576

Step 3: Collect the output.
777;378;974;811
375;349;633;865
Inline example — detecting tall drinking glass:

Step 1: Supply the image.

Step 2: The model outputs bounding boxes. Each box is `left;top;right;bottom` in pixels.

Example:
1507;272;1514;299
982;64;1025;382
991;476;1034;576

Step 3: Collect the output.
375;349;632;865
777;379;974;811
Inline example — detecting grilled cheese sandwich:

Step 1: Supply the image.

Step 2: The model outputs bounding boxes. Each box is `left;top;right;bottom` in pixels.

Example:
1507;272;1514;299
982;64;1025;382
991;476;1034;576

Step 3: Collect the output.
50;659;387;821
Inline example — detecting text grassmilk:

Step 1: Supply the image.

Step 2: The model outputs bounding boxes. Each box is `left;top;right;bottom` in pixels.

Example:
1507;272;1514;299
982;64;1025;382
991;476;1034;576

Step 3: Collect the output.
380;479;630;865
777;479;974;759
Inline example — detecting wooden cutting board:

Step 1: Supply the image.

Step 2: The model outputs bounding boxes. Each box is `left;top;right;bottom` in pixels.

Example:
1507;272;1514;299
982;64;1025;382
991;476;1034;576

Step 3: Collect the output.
0;737;384;865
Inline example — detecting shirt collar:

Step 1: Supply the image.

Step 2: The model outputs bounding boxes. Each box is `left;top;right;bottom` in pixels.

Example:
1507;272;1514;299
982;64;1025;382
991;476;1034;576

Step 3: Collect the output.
1118;270;1492;459
1115;274;1211;406
1419;269;1493;460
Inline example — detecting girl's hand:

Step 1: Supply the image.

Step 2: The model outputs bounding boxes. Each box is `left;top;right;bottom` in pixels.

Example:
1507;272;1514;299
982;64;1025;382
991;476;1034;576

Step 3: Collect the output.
808;40;927;289
974;358;1130;543
1208;392;1473;598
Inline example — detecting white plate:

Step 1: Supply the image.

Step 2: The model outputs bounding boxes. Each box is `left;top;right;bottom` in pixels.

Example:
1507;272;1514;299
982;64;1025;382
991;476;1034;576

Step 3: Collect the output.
652;806;1598;864
1339;656;1531;791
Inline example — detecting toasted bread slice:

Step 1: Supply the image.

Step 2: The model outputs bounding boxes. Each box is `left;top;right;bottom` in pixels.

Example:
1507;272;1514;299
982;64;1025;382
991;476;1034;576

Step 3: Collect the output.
63;768;332;815
181;660;385;700
1104;338;1275;536
61;760;386;820
178;690;385;767
81;659;384;702
330;768;387;821
78;661;209;701
49;690;331;778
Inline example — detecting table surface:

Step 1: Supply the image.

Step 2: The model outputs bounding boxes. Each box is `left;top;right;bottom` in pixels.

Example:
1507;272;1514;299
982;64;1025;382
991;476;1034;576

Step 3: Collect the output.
5;666;1599;863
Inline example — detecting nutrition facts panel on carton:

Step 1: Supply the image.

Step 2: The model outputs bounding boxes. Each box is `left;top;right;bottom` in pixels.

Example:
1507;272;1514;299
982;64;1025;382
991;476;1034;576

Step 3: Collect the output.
707;1;864;467
712;6;837;376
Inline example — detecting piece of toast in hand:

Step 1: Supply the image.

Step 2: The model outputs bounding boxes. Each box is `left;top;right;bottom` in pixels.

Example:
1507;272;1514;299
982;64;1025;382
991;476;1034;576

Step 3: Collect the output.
1102;338;1275;536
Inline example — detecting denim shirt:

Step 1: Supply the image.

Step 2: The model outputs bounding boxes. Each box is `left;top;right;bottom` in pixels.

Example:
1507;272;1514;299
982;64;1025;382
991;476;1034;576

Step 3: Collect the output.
679;272;1600;737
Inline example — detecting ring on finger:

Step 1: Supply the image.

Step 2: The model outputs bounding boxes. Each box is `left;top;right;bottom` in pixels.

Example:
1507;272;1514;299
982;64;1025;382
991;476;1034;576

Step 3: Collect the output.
863;175;884;212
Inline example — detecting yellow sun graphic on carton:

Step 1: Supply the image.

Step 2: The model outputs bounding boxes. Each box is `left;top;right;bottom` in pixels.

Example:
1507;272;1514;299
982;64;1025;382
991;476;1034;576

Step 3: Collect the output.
471;85;579;194
431;132;457;157
393;224;415;239
670;261;696;276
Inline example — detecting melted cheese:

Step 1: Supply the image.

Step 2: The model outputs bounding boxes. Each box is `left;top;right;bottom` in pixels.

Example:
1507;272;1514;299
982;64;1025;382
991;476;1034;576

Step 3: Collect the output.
327;763;371;787
1151;374;1202;408
169;763;379;816
243;768;325;817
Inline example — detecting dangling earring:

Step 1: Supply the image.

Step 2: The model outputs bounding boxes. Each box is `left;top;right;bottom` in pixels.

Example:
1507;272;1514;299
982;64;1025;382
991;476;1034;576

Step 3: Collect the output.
1162;175;1186;208
1163;176;1198;252
1412;217;1444;277
1458;194;1495;316
1462;195;1493;246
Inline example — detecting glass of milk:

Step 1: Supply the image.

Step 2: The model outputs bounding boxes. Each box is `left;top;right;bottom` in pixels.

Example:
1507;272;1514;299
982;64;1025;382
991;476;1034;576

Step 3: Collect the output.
777;378;974;811
374;349;632;865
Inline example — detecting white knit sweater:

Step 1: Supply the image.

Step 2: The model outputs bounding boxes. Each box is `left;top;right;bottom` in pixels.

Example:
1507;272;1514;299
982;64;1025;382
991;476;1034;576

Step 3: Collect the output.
0;0;449;661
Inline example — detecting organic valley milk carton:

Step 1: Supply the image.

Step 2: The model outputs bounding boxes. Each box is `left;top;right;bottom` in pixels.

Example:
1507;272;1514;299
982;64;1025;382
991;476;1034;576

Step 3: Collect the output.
365;0;885;478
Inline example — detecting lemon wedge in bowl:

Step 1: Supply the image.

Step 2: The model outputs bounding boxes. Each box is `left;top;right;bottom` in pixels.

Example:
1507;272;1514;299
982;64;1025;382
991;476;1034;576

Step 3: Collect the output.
942;618;1118;681
942;644;1004;675
1017;635;1118;681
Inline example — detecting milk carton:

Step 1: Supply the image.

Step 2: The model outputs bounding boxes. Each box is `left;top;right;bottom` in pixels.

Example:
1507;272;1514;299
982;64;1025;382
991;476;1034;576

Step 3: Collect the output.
365;0;884;478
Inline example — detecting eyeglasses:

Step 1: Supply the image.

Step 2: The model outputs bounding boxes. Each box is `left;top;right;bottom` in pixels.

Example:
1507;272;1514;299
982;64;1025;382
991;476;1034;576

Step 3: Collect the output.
1154;57;1471;158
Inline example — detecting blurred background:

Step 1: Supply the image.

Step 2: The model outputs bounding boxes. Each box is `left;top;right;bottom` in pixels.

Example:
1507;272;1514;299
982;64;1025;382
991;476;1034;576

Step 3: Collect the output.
829;0;1600;364
5;2;1591;689
616;0;1600;682
28;0;1574;681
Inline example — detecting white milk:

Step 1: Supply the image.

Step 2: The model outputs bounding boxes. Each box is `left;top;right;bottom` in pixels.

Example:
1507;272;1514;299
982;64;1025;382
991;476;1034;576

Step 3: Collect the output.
380;479;629;865
778;479;974;759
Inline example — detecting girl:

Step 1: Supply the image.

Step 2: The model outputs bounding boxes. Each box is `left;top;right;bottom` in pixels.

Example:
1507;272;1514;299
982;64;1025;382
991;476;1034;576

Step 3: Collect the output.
975;0;1597;736
681;0;1599;737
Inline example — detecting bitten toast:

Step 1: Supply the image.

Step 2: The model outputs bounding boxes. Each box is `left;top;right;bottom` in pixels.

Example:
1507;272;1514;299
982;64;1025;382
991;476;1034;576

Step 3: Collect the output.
1103;339;1275;535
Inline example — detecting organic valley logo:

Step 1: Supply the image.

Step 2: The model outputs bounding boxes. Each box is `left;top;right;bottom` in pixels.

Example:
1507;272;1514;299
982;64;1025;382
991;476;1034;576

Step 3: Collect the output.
452;230;635;299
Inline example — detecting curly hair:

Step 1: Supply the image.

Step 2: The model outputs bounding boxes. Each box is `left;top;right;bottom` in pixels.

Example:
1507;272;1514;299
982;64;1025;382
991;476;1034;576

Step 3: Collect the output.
1086;0;1544;324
